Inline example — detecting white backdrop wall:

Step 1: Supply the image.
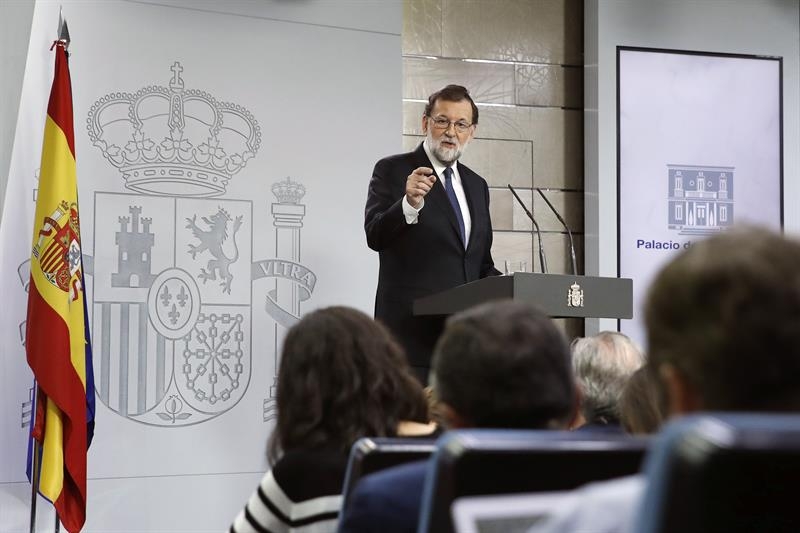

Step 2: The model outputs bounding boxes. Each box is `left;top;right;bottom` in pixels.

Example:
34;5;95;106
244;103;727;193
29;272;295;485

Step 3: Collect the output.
584;0;800;336
0;0;35;224
0;1;401;531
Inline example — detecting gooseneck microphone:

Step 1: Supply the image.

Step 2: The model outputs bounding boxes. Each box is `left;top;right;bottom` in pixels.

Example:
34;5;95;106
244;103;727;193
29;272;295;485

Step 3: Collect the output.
507;184;547;274
535;188;577;277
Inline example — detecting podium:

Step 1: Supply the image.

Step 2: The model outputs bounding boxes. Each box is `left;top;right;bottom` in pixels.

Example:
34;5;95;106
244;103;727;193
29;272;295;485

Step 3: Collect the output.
413;273;632;319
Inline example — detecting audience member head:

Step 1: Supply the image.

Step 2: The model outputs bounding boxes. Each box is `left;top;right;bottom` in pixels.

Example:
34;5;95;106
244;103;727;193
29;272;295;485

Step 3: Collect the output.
571;331;644;427
269;306;428;463
430;300;575;430
619;365;665;435
645;226;800;416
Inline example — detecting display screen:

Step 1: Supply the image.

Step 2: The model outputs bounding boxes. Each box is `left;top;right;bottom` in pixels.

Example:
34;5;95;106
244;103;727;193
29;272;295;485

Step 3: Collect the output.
617;47;782;345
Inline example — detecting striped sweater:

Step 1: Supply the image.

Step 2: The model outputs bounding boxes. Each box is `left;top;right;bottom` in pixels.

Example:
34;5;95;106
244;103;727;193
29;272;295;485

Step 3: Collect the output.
230;448;348;533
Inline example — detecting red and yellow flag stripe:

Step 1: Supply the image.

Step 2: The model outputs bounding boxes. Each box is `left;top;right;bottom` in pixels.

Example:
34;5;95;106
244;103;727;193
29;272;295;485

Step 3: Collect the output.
26;42;90;533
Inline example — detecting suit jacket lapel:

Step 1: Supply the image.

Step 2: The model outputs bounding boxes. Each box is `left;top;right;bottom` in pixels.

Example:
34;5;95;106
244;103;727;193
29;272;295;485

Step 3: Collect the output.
413;144;464;244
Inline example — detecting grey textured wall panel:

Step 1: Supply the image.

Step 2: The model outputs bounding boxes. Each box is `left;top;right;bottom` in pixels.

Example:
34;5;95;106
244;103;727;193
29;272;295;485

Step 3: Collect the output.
404;56;516;104
441;0;582;64
403;0;443;56
516;64;583;108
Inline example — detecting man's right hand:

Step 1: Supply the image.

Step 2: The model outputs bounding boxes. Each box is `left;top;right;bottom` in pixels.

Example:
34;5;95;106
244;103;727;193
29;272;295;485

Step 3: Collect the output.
405;167;436;208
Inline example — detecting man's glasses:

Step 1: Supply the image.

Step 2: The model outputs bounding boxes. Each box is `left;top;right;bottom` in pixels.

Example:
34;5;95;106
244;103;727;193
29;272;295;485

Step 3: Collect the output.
427;115;473;133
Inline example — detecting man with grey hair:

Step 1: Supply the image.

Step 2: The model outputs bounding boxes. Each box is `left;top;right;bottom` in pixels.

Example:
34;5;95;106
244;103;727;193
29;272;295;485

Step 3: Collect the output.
571;332;644;431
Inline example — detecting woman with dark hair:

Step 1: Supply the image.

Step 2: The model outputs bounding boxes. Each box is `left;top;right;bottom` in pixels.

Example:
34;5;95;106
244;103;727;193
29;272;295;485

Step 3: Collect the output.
229;306;432;533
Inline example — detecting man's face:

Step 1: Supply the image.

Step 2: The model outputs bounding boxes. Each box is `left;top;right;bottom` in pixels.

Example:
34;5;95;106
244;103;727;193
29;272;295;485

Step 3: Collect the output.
422;98;475;165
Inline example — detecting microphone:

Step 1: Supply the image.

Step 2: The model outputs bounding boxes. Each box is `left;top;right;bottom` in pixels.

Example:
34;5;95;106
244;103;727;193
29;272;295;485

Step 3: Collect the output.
535;188;577;277
507;184;547;274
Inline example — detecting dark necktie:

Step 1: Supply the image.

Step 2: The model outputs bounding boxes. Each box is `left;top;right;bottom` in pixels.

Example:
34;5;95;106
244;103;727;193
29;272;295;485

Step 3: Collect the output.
443;166;466;247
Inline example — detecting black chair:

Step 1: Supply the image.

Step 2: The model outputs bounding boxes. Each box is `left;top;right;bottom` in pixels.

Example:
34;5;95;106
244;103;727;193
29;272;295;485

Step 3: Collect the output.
634;413;800;533
418;429;649;533
341;437;437;510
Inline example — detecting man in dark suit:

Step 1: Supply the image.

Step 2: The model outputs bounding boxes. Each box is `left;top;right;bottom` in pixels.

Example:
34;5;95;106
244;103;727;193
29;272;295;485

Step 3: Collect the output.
337;300;576;533
365;85;501;382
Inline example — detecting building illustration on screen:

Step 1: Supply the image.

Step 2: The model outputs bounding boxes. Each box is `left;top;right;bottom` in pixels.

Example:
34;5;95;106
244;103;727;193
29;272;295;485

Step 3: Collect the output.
667;164;734;235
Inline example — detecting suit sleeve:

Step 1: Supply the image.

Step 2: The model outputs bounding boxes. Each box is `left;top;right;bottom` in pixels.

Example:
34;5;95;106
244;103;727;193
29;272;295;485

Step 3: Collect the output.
337;478;383;533
479;180;502;278
364;158;410;252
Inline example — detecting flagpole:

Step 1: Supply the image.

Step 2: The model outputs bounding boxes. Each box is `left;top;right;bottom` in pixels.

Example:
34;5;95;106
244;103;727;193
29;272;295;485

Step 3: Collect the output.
54;12;68;533
28;438;41;533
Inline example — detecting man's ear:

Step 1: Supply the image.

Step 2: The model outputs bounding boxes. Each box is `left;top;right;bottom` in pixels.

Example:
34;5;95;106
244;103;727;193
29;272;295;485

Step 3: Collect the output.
438;402;471;429
421;114;429;134
660;363;703;416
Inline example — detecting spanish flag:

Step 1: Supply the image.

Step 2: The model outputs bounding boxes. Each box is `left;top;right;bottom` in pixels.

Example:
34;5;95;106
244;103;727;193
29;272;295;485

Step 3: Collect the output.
26;41;96;533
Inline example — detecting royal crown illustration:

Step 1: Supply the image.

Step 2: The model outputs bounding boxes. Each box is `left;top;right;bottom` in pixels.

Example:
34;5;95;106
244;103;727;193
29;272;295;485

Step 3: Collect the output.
87;62;261;197
271;177;306;204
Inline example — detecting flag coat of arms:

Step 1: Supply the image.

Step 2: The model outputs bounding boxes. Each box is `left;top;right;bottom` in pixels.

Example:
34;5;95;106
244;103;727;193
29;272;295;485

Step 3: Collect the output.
26;41;95;533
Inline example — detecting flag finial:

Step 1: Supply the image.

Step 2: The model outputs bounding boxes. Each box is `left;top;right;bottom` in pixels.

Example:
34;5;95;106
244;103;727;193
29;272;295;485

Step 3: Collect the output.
57;7;70;49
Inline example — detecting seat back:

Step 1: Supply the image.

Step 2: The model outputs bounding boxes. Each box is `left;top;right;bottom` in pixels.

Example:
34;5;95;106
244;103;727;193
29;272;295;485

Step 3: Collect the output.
635;413;800;533
341;437;437;510
418;429;649;533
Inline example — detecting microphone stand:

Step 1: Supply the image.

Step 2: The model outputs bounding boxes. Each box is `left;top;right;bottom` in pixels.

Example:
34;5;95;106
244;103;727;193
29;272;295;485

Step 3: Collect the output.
507;184;547;274
535;188;577;277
